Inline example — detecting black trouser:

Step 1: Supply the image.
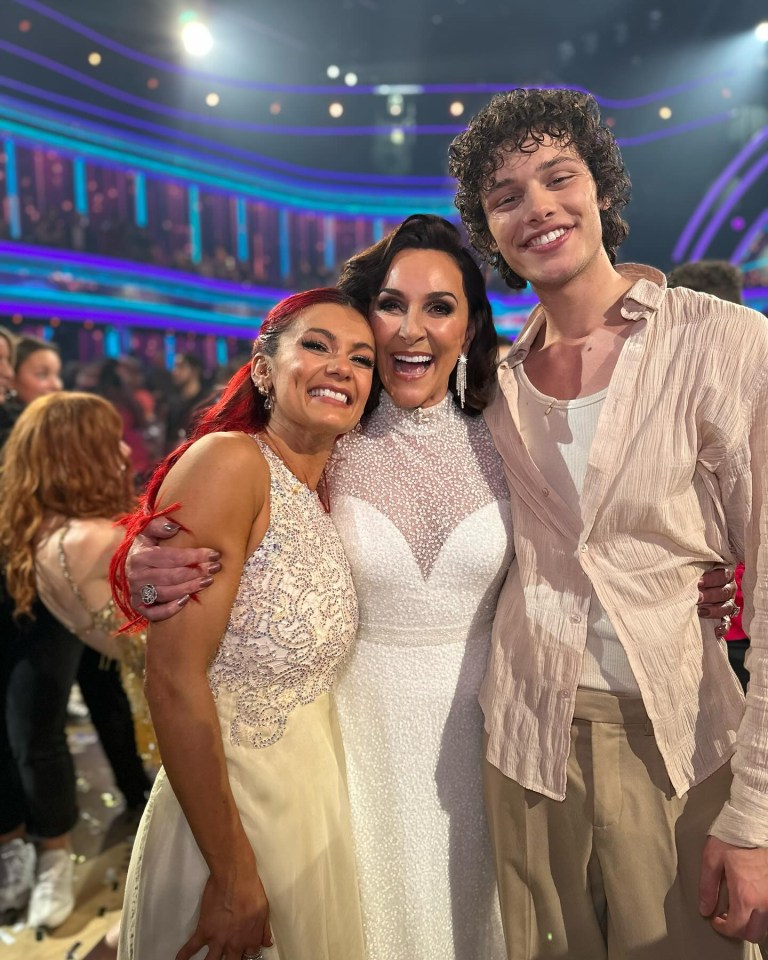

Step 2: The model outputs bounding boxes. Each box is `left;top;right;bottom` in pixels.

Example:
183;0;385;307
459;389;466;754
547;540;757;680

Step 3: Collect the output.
77;646;151;808
0;596;82;838
727;638;750;693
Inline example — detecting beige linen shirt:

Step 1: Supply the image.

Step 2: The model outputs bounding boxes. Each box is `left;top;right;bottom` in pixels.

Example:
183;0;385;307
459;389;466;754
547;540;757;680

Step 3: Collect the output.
482;263;768;847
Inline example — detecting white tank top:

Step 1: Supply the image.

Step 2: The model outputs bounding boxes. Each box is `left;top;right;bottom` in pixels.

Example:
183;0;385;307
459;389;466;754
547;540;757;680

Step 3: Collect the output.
514;363;640;695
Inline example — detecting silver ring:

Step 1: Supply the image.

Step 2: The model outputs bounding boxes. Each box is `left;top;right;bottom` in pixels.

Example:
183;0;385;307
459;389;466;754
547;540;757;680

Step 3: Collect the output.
241;953;263;960
140;584;159;606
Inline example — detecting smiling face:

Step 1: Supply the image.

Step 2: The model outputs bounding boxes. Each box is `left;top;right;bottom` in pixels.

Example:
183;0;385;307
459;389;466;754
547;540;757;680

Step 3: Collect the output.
253;303;375;443
14;348;63;406
370;248;471;410
482;138;610;294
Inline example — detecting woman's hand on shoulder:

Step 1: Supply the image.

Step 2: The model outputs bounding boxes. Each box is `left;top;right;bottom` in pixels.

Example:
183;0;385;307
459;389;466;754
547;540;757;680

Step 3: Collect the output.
127;434;265;621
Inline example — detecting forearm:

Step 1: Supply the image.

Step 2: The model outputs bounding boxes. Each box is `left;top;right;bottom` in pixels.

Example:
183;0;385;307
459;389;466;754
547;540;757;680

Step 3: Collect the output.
147;670;254;876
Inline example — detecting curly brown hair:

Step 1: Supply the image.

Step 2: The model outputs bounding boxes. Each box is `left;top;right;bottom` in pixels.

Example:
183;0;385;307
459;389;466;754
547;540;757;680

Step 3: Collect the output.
0;392;134;617
448;88;632;290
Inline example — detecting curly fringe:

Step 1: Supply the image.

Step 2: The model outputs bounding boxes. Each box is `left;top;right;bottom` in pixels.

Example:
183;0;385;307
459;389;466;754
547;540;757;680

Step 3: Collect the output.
449;88;632;290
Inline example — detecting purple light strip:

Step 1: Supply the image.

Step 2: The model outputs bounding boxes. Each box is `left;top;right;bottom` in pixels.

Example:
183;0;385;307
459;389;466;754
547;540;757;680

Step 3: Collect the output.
0;78;452;184
0;300;261;338
0;240;291;299
673;126;768;262
730;209;768;264
15;0;736;108
0;47;735;149
614;111;731;147
690;153;768;260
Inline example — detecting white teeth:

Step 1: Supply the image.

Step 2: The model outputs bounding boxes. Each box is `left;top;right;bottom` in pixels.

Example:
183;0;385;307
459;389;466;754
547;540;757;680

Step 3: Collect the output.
394;354;433;363
309;388;349;403
528;228;567;248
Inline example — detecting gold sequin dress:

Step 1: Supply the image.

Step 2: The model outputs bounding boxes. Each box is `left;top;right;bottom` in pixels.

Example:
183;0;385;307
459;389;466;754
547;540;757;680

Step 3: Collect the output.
329;392;514;960
118;441;365;960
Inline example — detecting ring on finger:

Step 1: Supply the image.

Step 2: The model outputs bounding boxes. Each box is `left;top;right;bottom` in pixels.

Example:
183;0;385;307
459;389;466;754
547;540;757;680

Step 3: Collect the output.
140;584;159;606
241;952;263;960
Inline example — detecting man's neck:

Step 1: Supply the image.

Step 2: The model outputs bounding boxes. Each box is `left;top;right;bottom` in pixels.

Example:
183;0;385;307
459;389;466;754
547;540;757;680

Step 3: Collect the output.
532;258;632;343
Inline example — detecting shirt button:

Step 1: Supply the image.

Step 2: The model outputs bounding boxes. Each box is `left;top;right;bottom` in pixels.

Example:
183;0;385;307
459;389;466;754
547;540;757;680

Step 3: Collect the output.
580;544;588;553
542;487;550;497
560;690;570;700
570;614;581;623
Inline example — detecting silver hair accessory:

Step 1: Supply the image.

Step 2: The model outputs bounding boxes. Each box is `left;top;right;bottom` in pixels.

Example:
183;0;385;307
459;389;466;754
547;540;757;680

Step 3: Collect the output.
456;353;468;409
140;584;159;606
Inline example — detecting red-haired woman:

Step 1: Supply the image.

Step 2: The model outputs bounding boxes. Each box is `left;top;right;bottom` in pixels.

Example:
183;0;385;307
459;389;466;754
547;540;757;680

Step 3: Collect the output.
0;391;135;930
111;289;374;960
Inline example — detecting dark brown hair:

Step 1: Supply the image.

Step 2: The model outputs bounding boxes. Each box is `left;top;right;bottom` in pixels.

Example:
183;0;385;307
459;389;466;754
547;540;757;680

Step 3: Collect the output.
337;214;498;415
449;88;632;290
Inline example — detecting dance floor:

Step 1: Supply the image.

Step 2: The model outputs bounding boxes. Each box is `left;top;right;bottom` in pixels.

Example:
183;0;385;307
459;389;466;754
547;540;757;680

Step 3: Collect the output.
0;705;139;960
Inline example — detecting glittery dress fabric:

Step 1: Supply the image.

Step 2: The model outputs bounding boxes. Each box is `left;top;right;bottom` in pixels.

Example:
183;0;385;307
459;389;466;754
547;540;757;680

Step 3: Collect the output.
328;392;514;959
118;441;365;960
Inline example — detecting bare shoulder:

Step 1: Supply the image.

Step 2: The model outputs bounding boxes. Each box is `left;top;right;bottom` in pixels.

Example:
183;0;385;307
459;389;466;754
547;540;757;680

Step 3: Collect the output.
160;432;270;503
157;432;270;551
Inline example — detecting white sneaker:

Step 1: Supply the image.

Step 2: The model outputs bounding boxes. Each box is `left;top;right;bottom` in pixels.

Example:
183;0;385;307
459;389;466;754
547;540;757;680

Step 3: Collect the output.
0;838;36;920
26;849;75;929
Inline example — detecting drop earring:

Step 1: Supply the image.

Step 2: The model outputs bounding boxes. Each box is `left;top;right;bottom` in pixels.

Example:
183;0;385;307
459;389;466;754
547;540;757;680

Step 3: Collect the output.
456;353;468;409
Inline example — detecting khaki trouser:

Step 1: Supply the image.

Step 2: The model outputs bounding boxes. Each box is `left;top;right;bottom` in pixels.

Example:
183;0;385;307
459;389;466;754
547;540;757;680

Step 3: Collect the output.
484;690;761;960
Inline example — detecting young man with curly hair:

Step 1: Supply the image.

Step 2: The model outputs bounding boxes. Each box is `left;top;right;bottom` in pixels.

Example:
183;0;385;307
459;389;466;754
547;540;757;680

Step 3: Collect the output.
449;88;768;959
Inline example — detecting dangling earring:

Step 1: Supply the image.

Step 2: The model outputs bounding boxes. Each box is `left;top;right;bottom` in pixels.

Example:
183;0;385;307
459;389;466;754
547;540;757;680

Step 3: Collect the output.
255;381;273;411
456;353;468;409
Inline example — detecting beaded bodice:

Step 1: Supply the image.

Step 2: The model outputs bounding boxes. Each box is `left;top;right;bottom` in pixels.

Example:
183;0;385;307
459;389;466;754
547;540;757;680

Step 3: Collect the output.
328;392;513;641
208;440;359;747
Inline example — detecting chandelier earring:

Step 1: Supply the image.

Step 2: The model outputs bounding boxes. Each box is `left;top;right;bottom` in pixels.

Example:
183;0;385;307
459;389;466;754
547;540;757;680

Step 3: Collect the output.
455;353;468;409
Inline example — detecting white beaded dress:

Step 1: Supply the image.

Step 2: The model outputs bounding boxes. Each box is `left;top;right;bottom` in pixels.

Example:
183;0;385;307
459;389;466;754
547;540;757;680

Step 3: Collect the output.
328;391;514;960
118;442;365;960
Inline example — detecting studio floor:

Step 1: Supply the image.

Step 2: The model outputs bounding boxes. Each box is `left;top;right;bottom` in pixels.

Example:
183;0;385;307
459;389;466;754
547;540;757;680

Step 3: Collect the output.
0;701;142;960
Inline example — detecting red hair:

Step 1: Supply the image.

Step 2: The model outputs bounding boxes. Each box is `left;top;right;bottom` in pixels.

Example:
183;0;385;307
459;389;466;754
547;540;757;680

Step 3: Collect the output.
110;287;364;624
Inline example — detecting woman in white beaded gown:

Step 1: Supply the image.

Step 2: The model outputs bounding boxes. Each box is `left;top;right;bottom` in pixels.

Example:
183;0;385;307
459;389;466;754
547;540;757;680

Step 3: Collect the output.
111;288;375;960
125;217;512;959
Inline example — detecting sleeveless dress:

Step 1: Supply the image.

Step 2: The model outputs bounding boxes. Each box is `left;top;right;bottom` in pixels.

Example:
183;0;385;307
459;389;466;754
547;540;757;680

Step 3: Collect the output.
328;392;514;960
118;442;365;960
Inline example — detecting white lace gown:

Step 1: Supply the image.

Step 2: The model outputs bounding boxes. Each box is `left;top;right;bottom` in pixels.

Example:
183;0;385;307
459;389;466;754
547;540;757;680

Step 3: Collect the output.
329;391;514;960
118;442;365;960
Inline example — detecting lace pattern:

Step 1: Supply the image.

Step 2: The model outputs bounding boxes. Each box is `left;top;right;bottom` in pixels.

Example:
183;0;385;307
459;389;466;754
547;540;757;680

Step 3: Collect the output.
208;440;358;748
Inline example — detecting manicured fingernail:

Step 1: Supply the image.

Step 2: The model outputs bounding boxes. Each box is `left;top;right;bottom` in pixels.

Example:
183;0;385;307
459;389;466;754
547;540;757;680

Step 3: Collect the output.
177;594;190;607
698;592;704;603
199;576;214;588
162;521;179;532
208;551;221;562
698;606;709;617
207;562;222;575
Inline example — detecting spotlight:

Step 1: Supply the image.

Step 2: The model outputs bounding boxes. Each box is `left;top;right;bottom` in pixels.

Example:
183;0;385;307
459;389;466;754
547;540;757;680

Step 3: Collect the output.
344;72;358;87
756;22;768;42
205;92;220;107
449;101;464;117
147;77;159;90
329;102;344;118
269;102;281;115
390;128;405;145
181;20;213;56
327;65;340;79
387;94;404;117
659;106;672;120
18;20;31;32
88;52;102;66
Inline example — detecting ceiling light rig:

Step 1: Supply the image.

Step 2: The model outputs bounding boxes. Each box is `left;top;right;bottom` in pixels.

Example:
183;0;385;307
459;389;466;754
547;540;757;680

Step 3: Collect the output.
180;15;213;57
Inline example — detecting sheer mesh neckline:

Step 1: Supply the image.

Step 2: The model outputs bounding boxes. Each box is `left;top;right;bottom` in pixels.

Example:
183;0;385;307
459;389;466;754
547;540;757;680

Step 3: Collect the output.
371;391;457;437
